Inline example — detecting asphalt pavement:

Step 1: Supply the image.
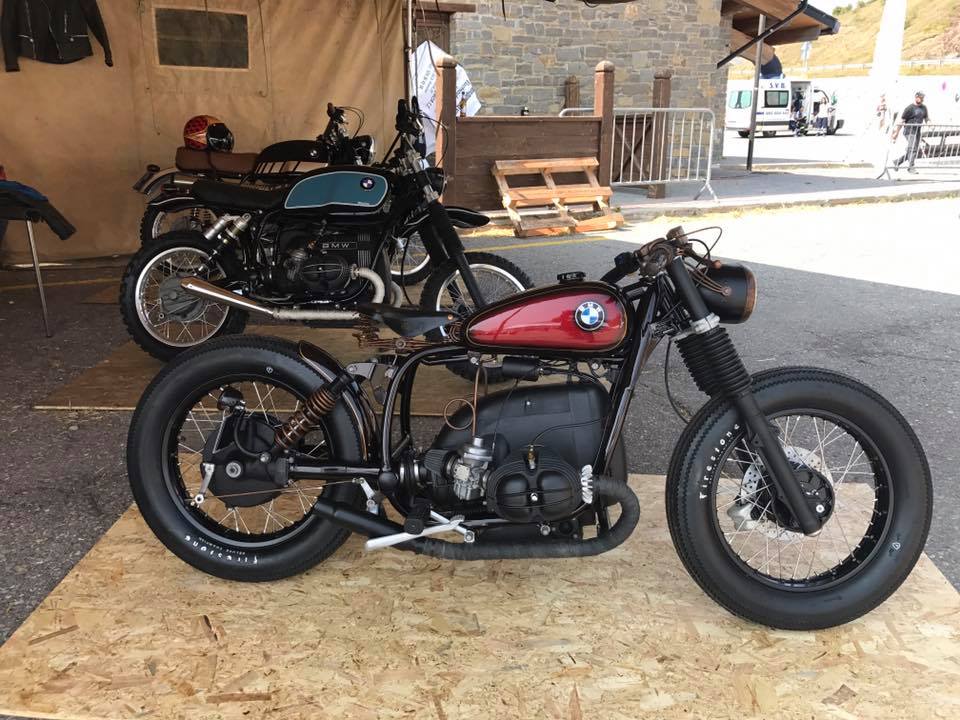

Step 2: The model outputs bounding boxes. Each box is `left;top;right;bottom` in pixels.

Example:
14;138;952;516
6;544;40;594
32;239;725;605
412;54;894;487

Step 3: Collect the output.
1;198;958;669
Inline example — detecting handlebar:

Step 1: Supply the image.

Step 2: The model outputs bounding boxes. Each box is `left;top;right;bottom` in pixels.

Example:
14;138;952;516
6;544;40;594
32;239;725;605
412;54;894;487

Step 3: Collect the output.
601;226;709;284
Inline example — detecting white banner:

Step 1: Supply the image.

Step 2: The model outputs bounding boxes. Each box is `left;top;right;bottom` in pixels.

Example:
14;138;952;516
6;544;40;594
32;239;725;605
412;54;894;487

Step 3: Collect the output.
410;41;481;155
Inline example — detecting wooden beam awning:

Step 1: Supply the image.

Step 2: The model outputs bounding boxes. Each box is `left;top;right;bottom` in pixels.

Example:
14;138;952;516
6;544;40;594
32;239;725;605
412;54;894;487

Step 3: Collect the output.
722;1;840;46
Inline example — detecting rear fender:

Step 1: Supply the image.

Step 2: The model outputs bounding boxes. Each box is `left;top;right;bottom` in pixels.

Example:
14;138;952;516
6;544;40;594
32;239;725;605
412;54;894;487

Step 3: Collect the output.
147;189;219;215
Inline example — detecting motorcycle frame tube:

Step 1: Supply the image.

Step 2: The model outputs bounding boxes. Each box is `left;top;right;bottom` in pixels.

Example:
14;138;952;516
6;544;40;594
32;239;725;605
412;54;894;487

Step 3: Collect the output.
288;286;660;491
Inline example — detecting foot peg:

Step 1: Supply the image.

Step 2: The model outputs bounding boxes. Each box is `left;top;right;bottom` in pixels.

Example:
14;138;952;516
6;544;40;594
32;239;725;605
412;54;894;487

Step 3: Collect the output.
404;499;432;535
365;509;476;551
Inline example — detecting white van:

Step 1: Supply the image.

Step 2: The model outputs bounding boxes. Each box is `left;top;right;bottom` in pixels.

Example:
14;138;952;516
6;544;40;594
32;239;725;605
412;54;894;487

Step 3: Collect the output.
726;79;844;137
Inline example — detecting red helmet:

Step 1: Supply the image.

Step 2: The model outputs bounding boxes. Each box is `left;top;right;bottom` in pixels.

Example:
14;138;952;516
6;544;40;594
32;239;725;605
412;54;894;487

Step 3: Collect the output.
183;115;234;152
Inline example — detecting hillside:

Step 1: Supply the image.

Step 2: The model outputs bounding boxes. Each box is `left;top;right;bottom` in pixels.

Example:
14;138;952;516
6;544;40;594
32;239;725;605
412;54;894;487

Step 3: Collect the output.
772;0;960;70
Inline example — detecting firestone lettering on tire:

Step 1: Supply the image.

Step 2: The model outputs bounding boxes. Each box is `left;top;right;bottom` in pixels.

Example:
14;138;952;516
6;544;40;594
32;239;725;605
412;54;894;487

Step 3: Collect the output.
185;534;258;564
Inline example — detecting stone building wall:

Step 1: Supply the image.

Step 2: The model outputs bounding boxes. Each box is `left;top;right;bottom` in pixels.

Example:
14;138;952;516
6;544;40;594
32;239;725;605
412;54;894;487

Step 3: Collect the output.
450;0;732;126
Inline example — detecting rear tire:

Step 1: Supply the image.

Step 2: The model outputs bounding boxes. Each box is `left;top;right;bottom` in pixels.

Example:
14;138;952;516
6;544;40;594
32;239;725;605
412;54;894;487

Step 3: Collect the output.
139;205;218;246
420;251;533;383
737;130;750;138
666;367;932;630
127;335;364;580
120;231;248;361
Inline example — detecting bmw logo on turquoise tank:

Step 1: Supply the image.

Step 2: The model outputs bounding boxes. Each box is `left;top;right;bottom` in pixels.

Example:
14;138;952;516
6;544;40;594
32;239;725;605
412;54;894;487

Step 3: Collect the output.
284;169;390;213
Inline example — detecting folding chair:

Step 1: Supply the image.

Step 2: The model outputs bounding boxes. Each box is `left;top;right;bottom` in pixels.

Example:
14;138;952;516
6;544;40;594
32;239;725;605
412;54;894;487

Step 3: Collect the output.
0;203;52;337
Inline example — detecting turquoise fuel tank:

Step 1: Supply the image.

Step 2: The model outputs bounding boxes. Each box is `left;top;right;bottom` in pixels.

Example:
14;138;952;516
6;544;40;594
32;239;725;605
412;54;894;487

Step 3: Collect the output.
283;167;391;214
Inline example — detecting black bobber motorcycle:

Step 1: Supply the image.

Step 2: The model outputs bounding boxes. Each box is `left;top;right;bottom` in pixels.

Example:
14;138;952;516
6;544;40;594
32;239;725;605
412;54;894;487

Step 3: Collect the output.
119;100;531;366
127;199;933;629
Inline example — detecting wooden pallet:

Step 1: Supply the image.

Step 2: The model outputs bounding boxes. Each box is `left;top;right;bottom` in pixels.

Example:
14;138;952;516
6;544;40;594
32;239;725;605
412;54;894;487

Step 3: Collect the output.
492;157;624;237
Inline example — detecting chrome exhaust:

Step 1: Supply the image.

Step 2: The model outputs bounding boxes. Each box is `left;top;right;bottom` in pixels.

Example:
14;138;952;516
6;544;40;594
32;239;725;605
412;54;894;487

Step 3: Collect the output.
180;266;385;321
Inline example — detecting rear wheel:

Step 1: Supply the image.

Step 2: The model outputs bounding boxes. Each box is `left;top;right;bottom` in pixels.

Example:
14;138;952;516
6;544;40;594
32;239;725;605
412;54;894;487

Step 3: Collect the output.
420;251;533;383
140;205;218;245
120;231;248;361
127;336;364;580
666;367;932;630
737;130;750;138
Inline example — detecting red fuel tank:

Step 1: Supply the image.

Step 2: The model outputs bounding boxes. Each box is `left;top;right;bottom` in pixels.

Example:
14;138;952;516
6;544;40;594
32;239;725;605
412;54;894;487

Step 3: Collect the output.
464;282;630;354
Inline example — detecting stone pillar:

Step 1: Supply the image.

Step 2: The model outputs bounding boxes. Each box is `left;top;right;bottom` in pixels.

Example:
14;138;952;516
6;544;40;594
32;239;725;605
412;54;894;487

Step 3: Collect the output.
648;69;673;199
593;61;615;187
435;52;458;203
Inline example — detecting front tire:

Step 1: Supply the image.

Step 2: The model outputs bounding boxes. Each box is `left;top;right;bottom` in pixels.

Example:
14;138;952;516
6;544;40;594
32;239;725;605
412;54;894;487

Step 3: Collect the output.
127;335;364;580
666;367;931;630
120;231;248;361
420;251;533;383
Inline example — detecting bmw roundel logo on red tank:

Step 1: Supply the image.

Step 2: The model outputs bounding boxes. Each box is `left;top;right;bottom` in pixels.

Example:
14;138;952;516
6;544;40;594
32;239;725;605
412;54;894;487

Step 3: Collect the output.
360;177;376;190
574;300;605;331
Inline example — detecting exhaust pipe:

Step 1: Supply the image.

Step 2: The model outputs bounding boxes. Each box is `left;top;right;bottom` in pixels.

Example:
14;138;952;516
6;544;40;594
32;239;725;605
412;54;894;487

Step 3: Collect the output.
180;267;385;321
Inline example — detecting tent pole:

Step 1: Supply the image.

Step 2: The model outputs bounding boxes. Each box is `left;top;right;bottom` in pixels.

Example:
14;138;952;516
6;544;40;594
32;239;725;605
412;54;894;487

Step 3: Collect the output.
746;14;766;172
404;0;414;101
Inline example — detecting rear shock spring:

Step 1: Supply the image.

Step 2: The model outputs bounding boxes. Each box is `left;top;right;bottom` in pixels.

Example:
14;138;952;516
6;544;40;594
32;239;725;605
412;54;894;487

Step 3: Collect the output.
275;375;350;451
676;327;751;398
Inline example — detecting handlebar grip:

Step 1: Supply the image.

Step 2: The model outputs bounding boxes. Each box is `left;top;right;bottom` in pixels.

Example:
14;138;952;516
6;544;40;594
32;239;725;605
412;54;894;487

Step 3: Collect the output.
600;251;641;284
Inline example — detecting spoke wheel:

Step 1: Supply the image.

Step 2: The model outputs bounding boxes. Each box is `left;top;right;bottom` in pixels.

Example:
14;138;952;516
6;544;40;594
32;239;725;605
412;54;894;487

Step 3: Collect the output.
168;378;335;548
713;411;889;590
127;336;364;580
420;251;534;383
135;246;230;348
666;367;931;630
120;231;249;361
390;231;432;285
141;205;217;245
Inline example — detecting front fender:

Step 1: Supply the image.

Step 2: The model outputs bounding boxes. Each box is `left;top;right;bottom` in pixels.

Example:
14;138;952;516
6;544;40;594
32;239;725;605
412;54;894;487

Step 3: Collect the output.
405;205;490;232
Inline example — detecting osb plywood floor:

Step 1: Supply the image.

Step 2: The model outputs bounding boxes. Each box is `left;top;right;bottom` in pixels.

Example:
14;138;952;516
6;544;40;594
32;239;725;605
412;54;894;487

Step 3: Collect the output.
35;325;483;417
0;477;958;720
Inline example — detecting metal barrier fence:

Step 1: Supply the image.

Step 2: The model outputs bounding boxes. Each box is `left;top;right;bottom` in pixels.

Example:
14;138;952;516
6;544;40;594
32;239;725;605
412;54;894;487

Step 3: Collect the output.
877;123;960;179
560;107;717;200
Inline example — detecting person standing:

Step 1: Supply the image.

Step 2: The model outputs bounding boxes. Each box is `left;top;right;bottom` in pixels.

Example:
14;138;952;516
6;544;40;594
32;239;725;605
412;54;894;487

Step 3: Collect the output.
892;91;930;173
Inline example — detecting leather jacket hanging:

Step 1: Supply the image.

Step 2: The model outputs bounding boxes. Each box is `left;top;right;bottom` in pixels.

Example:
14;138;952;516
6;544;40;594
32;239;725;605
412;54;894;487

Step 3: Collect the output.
2;0;113;72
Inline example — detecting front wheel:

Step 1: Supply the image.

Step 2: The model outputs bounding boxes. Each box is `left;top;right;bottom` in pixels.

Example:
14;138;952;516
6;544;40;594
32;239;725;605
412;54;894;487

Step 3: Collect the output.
420;251;533;383
666;367;931;630
120;230;248;361
389;230;432;285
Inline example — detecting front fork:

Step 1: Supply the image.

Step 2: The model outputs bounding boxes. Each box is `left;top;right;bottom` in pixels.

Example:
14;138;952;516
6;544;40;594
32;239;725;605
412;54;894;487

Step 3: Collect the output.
666;258;822;536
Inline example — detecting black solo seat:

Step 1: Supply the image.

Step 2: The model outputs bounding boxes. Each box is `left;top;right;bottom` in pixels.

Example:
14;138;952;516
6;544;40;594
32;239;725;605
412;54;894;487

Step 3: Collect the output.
359;304;457;338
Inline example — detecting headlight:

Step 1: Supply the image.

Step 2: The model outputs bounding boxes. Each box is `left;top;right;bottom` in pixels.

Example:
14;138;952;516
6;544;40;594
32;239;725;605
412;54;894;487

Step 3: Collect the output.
696;263;757;324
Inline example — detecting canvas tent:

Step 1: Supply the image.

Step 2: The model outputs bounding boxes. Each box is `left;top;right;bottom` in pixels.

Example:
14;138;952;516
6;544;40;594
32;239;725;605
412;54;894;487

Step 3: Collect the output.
0;0;405;264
